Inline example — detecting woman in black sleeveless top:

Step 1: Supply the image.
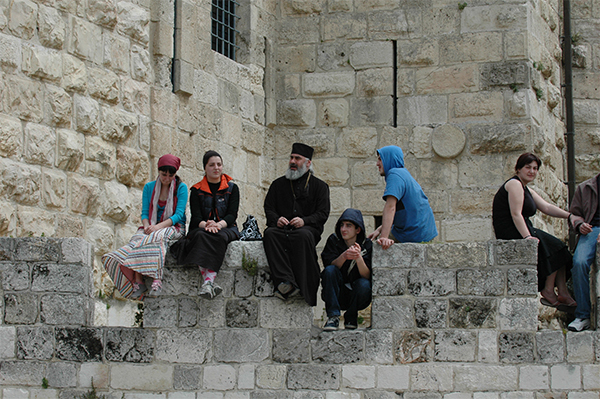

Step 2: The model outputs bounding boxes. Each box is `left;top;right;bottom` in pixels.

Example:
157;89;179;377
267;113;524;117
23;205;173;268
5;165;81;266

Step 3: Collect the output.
492;153;579;310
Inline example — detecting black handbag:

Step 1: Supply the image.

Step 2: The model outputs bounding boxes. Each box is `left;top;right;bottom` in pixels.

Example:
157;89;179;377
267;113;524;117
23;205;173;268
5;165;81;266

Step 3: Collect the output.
239;215;262;241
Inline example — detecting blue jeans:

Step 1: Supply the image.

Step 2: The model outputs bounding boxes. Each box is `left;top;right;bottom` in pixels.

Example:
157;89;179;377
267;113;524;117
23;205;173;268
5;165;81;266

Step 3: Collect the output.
572;226;599;319
321;265;372;324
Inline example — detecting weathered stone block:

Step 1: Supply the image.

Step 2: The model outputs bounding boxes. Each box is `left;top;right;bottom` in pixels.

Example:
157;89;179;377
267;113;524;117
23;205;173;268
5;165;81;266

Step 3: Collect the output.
426;242;487;268
394;331;432;364
23;123;54;167
259;298;312;328
234;269;254;298
277;99;316;127
367;9;420;40
498;298;537;330
1;262;30;291
507;268;537;295
495;239;537;265
342;365;375;389
62;54;87;92
105;328;154;362
0;326;16;358
101;107;138;143
143;297;178;328
22;45;61;82
478;330;499;363
174;365;202;390
322;13;367;41
177;297;199;327
287;365;340;390
372;269;406;296
8;0;37;39
0;115;22;159
45;85;71;127
372;297;414;329
364;329;393;364
536;330;565;364
434;330;476;362
441;33;502;63
40;294;88;325
411;363;453;391
85;136;116;180
480;61;529;88
116;147;149;188
4;293;38;324
203;364;236;390
79;362;109;389
46;361;77;388
214;329;269;362
397;96;447;126
519;365;549;390
337;127;377;158
583;364;600;390
0;360;46;386
55;327;102;361
116;2;150;44
351;161;380;188
38;5;65;49
110;364;173;390
349;97;393;126
567;331;595;363
311;330;363;364
356;68;392;98
499;332;534;363
272;329;311;363
415;299;447;328
448;298;496;328
16;326;53;360
68;16;103;63
454;365;518;391
408;269;455;296
122;78;150;116
550;364;581;390
469;124;528;155
226;299;258;328
278;16;319;45
457;269;504;296
6;75;44;122
31;263;88;294
156;329;212;363
304;72;355;98
256;365;286;389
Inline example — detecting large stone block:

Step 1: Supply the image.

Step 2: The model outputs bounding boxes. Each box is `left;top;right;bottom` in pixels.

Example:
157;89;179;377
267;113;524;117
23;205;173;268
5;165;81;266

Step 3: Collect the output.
566;331;595;363
16;326;53;360
394;331;433;364
24;123;55;166
287;365;340;390
256;364;286;389
349;97;393;126
469;124;528;155
115;146;149;188
38;5;65;49
417;65;478;96
85;136;116;179
277;99;316;127
0;360;46;386
441;33;502;63
311;330;363;364
226;299;259;328
173;365;202;390
536;330;565;364
319;99;349;127
214;329;269;362
45;85;72;127
8;0;37;39
259;298;312;328
55;327;102;361
426;242;488;268
101;181;131;222
68;16;103;64
461;4;527;32
304;72;355;98
448;298;496;328
143;297;178;328
450;91;504;122
62;54;87;92
0;326;16;358
74;95;99;134
498;332;534;363
434;330;477;362
411;363;453;391
70;175;100;216
278;16;319;45
397;96;447;126
373;269;406;296
457;269;504;296
371;297;414;329
31;263;88;294
46;361;77;388
116;2;150;44
415;299;447;328
14;237;60;261
131;45;152;83
156;329;212;363
40;294;89;325
349;42;393;70
337;127;377;158
498;297;537;331
3;293;38;325
272;328;311;363
408;269;455;296
88;68;120;104
321;13;367;41
203;364;236;390
110;364;173;390
507;268;537;295
374;244;425;269
6;76;43;122
0;115;22;158
1;262;30;291
480;61;529;88
105;328;154;362
454;365;518;391
87;0;117;28
22;45;61;82
364;329;393;364
0;32;22;71
367;9;421;40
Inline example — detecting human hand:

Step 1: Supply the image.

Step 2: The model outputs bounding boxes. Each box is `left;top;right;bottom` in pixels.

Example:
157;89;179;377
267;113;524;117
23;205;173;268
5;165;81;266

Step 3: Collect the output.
289;217;304;228
580;222;593;235
205;220;221;233
377;237;394;250
367;226;381;240
344;243;362;259
144;224;159;234
277;217;290;228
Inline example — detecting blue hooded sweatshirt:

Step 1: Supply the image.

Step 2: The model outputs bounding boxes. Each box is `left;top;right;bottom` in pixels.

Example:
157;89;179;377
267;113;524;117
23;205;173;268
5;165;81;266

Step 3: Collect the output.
378;146;437;243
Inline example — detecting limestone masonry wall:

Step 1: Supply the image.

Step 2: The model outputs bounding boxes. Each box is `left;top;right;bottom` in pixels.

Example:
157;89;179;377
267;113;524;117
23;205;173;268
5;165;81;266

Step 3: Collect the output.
1;237;598;398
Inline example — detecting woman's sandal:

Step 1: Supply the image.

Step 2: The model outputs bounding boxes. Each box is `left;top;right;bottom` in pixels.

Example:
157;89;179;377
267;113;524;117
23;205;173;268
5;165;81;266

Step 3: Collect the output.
556;295;577;313
540;297;559;308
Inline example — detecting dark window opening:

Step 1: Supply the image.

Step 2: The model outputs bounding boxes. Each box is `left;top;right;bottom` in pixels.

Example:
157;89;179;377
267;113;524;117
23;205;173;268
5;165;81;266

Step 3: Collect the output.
211;0;240;61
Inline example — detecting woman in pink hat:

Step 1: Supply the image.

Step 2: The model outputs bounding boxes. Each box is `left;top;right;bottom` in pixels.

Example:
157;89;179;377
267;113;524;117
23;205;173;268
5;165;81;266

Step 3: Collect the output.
102;154;188;300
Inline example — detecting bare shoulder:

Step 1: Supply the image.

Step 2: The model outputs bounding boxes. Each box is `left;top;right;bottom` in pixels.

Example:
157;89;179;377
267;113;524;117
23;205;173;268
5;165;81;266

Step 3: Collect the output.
504;178;523;193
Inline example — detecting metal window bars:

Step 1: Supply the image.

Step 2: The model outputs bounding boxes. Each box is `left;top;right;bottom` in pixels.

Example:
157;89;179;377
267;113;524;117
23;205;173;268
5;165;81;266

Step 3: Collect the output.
211;0;240;60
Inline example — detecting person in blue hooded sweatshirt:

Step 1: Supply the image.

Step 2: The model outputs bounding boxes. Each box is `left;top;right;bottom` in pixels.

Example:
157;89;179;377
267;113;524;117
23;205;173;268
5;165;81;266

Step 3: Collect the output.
321;208;373;331
368;146;437;248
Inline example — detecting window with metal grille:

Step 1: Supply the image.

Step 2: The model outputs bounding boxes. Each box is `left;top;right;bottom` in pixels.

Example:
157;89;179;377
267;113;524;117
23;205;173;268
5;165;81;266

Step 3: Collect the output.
211;0;239;61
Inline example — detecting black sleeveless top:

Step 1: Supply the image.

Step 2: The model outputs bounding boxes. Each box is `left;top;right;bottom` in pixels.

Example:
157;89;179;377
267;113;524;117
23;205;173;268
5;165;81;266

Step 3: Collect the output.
492;176;536;239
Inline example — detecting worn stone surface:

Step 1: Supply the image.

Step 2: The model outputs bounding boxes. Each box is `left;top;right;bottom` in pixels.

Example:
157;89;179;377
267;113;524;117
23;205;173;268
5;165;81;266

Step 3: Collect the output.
394;331;433;364
16;326;53;360
173;365;202;390
226;299;259;328
40;294;88;325
498;298;538;330
311;331;363;364
4;293;38;324
456;269;504;296
372;297;414;329
105;328;154;363
373;269;406;296
143;297;178;328
55;327;102;362
448;298;496;328
415;299;447;328
31;263;88;294
287;365;340;390
507;268;538;295
214;329;269;362
499;332;534;363
364;330;393;364
156;329;212;364
407;269;455;297
434;330;477;362
272;329;311;364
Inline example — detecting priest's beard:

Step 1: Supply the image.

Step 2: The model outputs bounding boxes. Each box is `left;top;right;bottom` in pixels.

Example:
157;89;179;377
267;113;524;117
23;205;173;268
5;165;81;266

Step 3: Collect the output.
285;163;308;180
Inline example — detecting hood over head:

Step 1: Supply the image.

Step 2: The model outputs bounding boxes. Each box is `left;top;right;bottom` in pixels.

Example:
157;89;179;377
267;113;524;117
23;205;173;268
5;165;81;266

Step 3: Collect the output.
377;146;404;176
335;208;366;244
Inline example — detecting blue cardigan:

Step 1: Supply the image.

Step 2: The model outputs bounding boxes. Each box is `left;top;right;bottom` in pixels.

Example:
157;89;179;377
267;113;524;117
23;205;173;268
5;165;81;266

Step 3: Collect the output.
141;180;188;227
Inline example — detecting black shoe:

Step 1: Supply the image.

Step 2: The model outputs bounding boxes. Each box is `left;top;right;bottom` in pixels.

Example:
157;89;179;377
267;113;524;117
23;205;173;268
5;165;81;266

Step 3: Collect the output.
323;316;339;331
278;281;293;295
274;285;300;301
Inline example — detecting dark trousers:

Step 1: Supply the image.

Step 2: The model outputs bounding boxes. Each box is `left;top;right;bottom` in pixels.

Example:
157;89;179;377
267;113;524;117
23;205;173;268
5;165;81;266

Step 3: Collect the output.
321;264;372;324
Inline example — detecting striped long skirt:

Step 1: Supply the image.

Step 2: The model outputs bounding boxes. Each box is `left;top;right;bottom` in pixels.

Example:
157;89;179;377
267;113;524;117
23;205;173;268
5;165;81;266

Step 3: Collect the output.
102;226;183;299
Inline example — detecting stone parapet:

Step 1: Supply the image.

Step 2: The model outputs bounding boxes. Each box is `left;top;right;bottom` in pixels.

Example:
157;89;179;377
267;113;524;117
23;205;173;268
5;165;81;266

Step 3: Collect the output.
0;237;598;397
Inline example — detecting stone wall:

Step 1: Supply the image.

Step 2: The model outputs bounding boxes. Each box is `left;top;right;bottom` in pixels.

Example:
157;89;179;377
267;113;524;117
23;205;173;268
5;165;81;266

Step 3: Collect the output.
1;237;598;398
270;0;570;242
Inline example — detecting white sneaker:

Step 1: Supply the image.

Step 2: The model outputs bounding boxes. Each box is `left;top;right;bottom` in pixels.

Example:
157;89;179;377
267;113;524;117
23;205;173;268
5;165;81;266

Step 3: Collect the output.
568;318;590;332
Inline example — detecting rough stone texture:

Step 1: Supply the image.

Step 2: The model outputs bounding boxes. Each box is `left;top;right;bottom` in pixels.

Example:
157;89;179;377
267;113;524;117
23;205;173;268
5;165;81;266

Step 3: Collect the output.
287;365;340;390
173;365;202;390
226;299;259;328
311;331;363;364
448;298;496;329
55;327;102;362
272;329;311;364
456;269;504;296
507;268;538;296
407;269;455;297
16;326;53;360
214;329;269;362
394;331;433;364
415;299;447;328
156;329;212;364
105;328;154;363
434;330;477;362
31;263;88;294
40;294;88;326
4;293;38;324
372;297;414;329
498;332;534;363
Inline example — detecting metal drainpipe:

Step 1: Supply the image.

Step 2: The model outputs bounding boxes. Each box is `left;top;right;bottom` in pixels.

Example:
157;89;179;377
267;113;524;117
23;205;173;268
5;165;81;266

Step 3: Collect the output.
563;0;576;248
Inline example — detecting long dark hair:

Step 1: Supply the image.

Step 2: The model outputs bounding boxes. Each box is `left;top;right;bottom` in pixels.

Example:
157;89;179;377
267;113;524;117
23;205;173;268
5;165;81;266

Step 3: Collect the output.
515;152;542;172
